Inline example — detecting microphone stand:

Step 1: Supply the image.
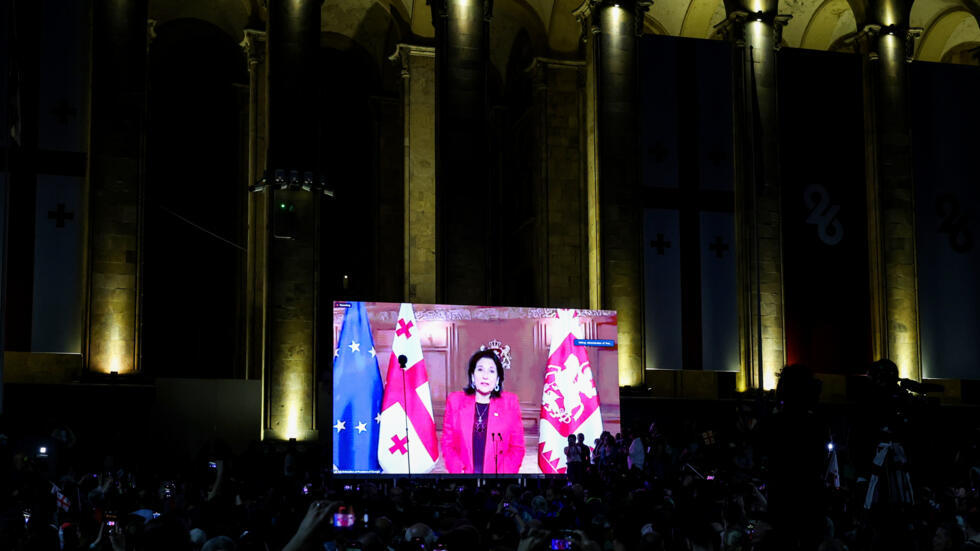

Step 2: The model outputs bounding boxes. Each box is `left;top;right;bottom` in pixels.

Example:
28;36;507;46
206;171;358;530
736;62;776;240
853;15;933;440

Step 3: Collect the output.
398;355;411;480
494;433;500;479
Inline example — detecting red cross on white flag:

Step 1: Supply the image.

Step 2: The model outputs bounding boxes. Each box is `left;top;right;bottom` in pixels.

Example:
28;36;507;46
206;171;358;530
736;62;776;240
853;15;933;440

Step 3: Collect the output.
538;309;603;474
51;483;71;512
377;303;439;473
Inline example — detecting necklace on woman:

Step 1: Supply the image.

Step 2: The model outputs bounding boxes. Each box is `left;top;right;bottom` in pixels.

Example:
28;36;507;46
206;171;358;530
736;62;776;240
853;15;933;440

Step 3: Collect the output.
475;402;489;433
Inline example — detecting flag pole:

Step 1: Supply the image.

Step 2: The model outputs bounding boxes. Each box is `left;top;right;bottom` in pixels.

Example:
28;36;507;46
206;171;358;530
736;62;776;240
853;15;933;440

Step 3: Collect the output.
398;354;412;479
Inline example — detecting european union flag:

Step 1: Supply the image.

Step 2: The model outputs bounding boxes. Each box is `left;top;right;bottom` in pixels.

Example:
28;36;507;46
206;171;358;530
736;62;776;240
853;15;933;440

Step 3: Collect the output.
332;302;383;472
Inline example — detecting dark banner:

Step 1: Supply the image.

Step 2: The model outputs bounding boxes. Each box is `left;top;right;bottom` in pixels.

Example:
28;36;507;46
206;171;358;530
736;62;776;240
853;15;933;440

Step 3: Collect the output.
640;35;736;371
779;48;871;374
911;62;980;380
1;1;87;353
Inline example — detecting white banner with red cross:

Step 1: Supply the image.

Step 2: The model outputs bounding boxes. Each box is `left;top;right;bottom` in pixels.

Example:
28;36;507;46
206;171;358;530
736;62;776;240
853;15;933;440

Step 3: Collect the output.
377;303;439;473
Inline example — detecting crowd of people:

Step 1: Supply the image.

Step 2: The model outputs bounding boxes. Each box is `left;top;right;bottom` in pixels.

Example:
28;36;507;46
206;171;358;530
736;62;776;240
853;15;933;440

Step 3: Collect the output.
5;361;980;551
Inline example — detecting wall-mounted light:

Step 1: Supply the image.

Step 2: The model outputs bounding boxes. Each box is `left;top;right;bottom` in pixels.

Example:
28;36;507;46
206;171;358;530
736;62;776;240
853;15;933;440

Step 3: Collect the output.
249;168;334;197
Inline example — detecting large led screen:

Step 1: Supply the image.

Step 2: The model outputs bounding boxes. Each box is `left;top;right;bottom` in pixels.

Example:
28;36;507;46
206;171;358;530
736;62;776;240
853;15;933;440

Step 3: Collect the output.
332;302;620;475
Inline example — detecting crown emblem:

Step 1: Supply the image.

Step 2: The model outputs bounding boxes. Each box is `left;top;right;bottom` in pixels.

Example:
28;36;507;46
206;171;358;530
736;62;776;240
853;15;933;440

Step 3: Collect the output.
480;339;512;370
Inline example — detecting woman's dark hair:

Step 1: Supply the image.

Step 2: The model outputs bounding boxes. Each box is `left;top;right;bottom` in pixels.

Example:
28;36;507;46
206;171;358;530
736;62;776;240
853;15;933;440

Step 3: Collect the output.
463;349;504;398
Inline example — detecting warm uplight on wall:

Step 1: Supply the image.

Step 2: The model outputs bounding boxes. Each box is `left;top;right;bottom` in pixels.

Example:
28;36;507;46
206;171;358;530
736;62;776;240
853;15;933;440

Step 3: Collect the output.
109;355;122;375
94;316;133;375
736;371;749;393
285;397;302;441
619;340;642;386
266;367;316;442
761;338;783;390
894;344;919;381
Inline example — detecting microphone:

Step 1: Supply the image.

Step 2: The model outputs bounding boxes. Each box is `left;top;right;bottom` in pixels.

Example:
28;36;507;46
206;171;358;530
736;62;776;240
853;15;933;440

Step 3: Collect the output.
398;355;408;369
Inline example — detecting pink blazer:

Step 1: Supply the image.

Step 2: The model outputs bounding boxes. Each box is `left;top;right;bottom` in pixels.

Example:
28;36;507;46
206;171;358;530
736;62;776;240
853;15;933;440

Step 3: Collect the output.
442;391;525;474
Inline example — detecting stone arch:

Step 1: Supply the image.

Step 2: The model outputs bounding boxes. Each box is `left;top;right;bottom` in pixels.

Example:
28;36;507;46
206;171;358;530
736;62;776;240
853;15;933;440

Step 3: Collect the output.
644;14;671;35
916;6;980;61
681;0;727;39
505;28;537;106
548;0;586;54
148;0;250;43
941;40;980;63
144;18;249;377
492;0;550;88
800;0;859;50
321;0;403;77
648;0;688;36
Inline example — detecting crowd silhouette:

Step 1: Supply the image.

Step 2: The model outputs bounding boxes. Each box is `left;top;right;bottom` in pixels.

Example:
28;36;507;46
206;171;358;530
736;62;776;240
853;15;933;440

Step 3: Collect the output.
4;362;980;551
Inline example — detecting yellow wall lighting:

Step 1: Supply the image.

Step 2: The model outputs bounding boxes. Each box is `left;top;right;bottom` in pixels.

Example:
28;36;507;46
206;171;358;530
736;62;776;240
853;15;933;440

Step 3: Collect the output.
267;365;317;442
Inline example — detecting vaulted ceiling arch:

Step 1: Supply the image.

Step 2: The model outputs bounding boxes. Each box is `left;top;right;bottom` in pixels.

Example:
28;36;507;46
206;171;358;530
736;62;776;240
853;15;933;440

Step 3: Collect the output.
799;0;858;50
915;5;980;60
149;0;251;42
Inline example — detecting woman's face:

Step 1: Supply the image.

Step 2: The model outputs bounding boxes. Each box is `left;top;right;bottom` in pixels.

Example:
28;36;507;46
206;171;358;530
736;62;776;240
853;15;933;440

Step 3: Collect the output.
472;357;499;395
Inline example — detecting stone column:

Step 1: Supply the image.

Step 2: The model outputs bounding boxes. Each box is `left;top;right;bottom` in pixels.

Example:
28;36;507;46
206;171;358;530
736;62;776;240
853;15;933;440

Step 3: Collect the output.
241;29;267;382
527;58;588;309
575;0;648;386
262;0;321;441
391;45;437;304
84;0;148;375
860;0;921;381
719;4;790;390
430;0;492;306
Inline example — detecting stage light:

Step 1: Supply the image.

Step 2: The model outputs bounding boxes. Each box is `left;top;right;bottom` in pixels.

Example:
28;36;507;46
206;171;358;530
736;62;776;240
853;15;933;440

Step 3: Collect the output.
249;176;268;193
827;442;834;452
251;169;334;197
285;401;301;440
109;353;122;375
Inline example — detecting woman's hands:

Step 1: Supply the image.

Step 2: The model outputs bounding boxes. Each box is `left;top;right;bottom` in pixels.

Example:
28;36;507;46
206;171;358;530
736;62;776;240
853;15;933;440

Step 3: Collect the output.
282;500;339;551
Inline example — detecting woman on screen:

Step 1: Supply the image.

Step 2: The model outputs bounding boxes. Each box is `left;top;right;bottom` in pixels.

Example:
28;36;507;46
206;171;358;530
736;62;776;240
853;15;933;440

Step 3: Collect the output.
442;349;525;474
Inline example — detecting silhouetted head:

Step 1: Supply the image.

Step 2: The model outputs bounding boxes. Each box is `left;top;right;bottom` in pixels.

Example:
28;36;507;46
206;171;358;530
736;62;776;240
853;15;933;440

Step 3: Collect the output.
776;364;821;410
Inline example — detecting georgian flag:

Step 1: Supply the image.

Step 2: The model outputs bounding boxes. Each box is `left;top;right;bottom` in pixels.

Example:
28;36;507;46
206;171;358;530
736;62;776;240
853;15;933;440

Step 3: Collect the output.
377;303;439;473
51;483;70;512
538;309;603;474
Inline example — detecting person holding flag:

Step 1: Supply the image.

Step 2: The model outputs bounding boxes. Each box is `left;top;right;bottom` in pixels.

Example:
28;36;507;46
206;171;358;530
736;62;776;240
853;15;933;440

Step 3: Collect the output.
538;309;603;474
51;483;71;512
377;303;440;474
332;302;384;472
